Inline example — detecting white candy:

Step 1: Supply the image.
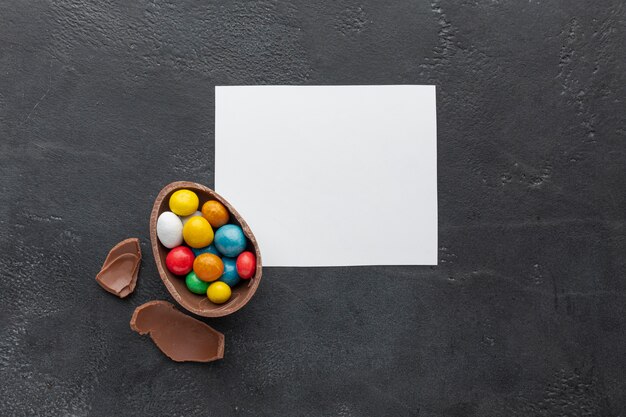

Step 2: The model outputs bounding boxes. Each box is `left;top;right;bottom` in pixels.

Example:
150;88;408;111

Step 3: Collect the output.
180;211;203;226
156;211;183;248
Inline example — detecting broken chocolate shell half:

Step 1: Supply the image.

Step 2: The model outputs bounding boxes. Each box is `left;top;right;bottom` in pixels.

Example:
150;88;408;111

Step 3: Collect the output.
130;300;225;362
150;181;262;317
96;238;141;298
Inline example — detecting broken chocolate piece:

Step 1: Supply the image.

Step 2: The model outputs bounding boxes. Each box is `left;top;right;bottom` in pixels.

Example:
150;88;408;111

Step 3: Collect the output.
97;254;139;297
96;238;141;298
150;181;263;317
130;301;225;362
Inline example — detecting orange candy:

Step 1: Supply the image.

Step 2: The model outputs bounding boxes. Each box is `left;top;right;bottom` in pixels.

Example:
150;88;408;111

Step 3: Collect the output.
193;253;224;282
202;200;230;228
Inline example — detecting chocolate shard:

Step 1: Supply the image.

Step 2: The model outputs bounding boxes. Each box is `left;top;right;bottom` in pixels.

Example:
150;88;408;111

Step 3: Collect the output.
130;301;225;363
96;238;141;298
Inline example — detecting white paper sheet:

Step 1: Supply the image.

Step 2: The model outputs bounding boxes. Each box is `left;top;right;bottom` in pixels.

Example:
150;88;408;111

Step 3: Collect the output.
215;85;437;266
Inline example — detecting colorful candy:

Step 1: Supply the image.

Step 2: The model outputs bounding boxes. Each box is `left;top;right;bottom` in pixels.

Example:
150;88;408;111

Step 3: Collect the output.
214;224;246;257
193;253;224;282
169;189;199;216
219;257;241;287
156;188;258;305
185;271;210;294
192;244;219;257
156;211;184;248
183;216;214;248
236;251;256;279
201;200;230;228
166;246;194;275
207;281;231;304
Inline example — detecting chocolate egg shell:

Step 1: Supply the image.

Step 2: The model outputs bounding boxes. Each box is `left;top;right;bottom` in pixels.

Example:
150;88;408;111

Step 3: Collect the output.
96;238;142;298
130;300;224;362
150;181;262;317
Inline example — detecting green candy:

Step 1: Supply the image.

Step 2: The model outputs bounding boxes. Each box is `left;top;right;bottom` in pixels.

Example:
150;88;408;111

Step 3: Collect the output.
185;271;210;294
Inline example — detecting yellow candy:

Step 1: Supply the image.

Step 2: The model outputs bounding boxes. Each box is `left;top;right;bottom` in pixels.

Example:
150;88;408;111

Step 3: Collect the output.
207;281;231;304
182;216;214;248
169;190;199;216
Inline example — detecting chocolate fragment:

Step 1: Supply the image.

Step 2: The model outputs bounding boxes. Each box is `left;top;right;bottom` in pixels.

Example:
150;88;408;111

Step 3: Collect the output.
96;238;141;298
150;181;262;317
130;301;225;362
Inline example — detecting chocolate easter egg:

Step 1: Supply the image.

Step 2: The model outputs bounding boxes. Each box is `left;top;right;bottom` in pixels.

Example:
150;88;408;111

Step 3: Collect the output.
150;181;262;317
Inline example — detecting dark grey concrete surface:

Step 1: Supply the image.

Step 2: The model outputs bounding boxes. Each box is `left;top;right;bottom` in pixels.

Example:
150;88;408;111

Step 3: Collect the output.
1;0;625;416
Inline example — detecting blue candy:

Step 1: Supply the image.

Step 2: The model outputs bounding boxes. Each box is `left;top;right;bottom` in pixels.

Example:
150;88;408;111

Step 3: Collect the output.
214;224;246;257
192;244;219;257
219;257;241;287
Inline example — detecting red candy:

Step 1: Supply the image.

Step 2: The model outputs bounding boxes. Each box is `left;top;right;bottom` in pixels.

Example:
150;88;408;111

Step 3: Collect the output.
166;246;195;275
236;251;256;279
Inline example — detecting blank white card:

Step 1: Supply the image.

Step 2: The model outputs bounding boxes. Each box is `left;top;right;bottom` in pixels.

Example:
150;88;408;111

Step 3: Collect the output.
215;85;437;266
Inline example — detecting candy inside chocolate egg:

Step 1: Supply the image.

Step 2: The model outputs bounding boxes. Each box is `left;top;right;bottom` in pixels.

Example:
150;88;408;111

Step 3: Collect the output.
150;181;262;317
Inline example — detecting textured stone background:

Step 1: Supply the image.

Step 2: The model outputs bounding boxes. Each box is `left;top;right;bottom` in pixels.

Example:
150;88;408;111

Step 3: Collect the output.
1;0;625;416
